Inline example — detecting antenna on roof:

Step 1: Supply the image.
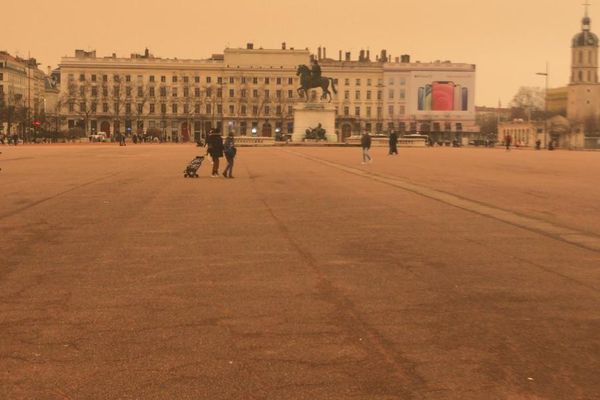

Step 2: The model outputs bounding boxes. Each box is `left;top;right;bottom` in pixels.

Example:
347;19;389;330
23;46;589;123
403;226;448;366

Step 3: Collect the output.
584;0;592;17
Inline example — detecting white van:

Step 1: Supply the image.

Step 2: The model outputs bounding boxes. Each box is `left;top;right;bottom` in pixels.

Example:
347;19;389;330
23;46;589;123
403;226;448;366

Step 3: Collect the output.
90;133;108;142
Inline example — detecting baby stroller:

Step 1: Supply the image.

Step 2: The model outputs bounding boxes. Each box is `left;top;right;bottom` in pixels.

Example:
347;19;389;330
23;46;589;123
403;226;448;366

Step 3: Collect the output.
184;155;205;178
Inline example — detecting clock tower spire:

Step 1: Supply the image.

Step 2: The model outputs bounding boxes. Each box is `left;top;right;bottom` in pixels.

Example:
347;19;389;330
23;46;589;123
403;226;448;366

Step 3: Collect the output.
572;1;599;84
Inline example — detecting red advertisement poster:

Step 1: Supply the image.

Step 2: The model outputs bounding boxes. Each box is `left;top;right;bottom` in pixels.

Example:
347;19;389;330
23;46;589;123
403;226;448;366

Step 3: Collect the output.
431;82;455;111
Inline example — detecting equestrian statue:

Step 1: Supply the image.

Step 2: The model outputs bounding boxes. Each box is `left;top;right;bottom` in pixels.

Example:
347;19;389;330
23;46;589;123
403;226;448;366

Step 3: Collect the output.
296;59;337;102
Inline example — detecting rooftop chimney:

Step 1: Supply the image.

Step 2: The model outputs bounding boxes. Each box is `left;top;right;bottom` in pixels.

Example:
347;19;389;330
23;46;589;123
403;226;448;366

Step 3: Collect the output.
282;42;286;50
318;46;322;60
367;50;371;61
380;49;387;63
323;47;327;59
345;51;351;61
247;43;254;50
401;54;410;63
359;50;365;62
339;50;342;61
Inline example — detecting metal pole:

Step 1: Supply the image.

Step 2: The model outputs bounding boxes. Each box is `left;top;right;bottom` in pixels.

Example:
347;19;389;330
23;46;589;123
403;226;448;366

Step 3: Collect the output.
536;62;549;148
544;62;549;149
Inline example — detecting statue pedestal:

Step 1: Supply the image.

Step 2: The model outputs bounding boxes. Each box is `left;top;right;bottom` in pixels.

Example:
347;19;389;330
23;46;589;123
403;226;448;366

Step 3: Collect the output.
292;103;337;143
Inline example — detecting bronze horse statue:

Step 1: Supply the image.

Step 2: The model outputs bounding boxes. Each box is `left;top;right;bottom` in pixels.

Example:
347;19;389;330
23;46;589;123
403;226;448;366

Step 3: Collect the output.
296;65;337;102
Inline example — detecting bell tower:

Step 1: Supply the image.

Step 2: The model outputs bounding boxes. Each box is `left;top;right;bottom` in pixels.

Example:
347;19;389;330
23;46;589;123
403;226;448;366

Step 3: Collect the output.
571;1;599;84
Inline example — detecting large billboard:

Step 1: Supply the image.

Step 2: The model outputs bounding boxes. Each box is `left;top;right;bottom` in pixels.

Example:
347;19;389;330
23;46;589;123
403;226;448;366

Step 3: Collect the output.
417;82;468;111
410;71;475;114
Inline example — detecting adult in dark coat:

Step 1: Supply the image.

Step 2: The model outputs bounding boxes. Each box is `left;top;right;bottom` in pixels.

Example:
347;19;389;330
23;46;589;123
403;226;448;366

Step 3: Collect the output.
222;132;236;178
504;134;512;151
388;131;398;155
206;129;224;177
361;131;372;164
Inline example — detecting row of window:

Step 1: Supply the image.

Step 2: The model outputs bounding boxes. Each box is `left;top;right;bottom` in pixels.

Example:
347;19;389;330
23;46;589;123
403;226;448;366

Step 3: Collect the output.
573;69;598;83
342;77;406;86
69;102;296;116
69;74;409;88
342;105;406;117
343;89;406;101
71;73;296;85
73;86;298;99
404;122;463;132
68;102;410;118
70;119;463;134
72;85;407;102
69;119;296;136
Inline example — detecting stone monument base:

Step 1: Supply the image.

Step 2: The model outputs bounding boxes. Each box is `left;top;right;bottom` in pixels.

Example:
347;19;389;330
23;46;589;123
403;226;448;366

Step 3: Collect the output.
292;103;337;143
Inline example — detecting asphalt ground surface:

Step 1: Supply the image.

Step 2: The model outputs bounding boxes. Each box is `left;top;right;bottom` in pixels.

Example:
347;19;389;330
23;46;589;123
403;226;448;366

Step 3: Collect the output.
1;144;599;400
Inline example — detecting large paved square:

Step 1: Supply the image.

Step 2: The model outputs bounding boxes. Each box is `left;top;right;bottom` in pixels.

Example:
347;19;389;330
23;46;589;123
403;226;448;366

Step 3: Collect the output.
1;144;599;399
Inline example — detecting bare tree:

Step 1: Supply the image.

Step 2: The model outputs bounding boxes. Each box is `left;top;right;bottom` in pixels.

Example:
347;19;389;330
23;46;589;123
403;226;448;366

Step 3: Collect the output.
193;86;209;141
132;82;152;139
234;74;249;135
46;96;66;141
1;91;25;138
274;80;295;137
66;80;98;136
203;83;221;132
476;111;499;138
110;77;128;138
509;86;546;120
159;100;168;142
251;81;270;136
178;78;197;142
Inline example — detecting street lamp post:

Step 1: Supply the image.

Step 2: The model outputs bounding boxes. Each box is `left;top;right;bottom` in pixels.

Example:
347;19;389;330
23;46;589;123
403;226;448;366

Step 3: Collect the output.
536;62;549;149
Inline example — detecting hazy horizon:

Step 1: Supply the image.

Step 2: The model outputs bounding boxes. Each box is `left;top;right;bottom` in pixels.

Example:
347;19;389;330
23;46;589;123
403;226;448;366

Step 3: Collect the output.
3;0;591;106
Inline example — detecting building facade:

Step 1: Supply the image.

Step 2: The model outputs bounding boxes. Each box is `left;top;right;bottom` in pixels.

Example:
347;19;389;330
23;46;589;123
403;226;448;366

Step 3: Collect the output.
547;87;568;115
324;50;477;143
497;120;544;147
58;45;478;142
0;51;54;137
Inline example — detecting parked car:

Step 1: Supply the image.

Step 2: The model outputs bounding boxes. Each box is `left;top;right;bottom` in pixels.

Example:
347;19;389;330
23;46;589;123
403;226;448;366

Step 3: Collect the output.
90;133;108;142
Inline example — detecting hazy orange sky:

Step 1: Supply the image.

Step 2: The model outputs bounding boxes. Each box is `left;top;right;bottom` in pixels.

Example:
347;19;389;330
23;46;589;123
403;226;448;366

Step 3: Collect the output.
3;0;590;106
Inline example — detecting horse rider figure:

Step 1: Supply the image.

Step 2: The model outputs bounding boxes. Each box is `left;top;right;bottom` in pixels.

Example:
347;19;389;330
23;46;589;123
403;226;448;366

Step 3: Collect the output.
296;60;337;102
311;59;322;87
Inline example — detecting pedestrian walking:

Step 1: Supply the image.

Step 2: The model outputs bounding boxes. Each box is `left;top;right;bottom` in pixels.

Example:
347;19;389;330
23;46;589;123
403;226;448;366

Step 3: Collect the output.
222;132;237;178
361;131;372;164
388;130;398;155
504;134;512;151
206;129;224;177
117;132;126;146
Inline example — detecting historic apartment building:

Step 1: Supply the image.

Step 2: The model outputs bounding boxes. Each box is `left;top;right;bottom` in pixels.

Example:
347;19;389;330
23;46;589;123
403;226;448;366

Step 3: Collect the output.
0;51;55;135
58;45;477;142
